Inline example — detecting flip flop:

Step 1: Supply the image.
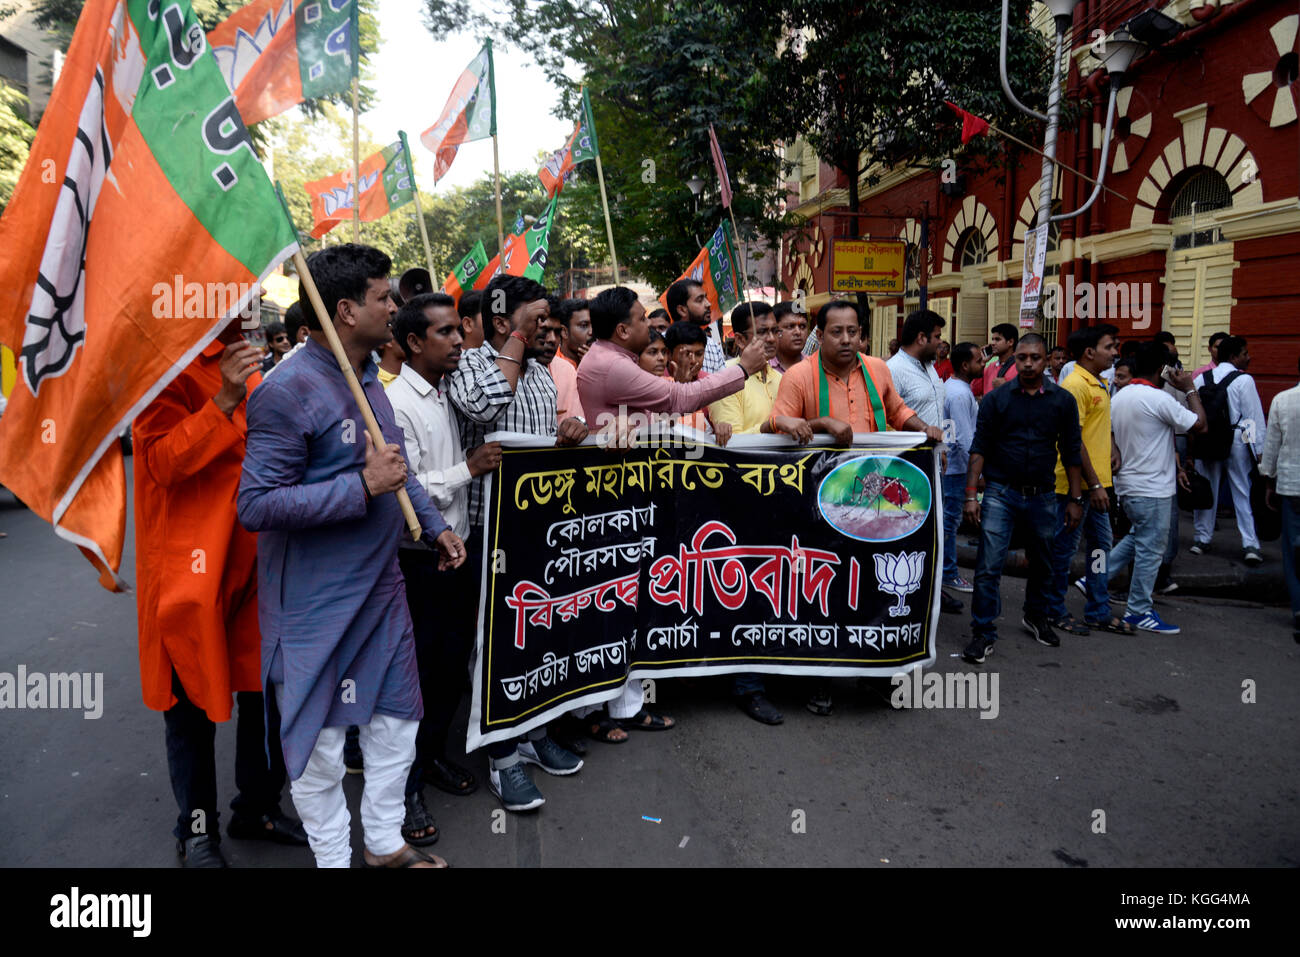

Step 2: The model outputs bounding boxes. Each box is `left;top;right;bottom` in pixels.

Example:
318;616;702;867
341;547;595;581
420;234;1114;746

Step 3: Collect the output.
1085;617;1137;636
617;708;675;731
364;844;448;868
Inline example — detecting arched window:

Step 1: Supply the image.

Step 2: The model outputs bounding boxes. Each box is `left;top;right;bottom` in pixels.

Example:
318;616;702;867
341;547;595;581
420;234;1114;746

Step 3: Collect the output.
1170;168;1232;249
956;228;988;270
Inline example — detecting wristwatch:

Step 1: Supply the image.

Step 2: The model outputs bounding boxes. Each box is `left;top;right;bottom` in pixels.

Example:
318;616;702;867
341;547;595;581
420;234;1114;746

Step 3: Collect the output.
1069;495;1085;506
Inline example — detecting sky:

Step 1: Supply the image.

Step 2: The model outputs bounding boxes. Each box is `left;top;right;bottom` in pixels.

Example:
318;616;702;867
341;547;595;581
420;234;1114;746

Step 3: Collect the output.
365;0;573;194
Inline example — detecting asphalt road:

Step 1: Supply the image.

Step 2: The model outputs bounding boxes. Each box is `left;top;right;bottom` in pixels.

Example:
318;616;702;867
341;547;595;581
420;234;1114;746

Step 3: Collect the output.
1;465;1297;868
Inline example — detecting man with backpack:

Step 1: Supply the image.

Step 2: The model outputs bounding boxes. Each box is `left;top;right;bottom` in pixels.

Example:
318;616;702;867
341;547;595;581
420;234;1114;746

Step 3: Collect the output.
1189;336;1267;565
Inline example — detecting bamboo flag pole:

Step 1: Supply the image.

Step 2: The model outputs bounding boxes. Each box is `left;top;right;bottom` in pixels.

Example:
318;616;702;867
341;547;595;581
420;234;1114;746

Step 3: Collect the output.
349;1;362;241
399;130;436;277
492;133;506;262
272;181;421;539
584;86;619;284
295;249;422;539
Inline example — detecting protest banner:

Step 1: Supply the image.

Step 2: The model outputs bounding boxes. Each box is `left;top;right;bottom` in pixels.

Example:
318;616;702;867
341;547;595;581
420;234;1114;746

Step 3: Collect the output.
467;432;940;748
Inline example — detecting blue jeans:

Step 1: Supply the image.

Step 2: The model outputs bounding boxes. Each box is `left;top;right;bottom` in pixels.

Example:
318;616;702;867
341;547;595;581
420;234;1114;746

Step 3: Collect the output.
941;473;966;582
970;483;1057;640
1281;496;1300;617
1107;495;1171;616
1044;493;1113;622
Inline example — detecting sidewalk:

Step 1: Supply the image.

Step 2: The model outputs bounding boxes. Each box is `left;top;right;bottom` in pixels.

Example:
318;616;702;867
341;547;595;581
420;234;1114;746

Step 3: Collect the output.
952;506;1292;605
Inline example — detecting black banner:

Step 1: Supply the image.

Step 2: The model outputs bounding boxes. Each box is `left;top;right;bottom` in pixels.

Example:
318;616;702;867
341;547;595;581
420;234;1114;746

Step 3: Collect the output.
468;433;940;748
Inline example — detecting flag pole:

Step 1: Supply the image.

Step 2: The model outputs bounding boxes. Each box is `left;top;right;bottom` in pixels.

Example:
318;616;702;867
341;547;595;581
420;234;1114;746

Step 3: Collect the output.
492;133;506;262
400;130;436;277
273;181;421;539
295;249;422;539
349;1;361;241
584;86;619;284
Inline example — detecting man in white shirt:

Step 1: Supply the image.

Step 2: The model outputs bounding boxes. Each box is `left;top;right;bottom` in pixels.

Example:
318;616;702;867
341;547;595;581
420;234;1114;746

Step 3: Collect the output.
887;309;959;615
1259;354;1300;640
387;293;504;838
1190;335;1267;564
1107;343;1206;634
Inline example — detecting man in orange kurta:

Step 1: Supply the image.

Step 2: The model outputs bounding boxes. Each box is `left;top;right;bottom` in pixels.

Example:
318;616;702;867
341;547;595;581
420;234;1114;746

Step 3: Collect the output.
134;322;305;867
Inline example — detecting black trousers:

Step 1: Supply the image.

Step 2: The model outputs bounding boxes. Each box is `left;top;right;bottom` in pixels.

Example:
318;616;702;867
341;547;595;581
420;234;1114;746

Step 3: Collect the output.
162;670;286;841
400;543;479;794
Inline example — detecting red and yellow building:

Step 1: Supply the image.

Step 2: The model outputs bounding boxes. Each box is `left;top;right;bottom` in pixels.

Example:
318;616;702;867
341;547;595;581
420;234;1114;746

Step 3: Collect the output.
780;0;1300;407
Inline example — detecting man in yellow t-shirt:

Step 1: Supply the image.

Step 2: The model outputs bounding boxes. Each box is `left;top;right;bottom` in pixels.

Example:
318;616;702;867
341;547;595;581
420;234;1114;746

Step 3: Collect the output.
1045;325;1132;635
707;303;812;726
708;305;813;441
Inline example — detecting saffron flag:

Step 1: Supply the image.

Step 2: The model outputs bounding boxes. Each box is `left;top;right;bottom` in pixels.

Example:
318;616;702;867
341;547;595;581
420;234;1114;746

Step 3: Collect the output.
538;89;599;198
420;41;495;183
708;123;733;209
472;195;559;289
442;240;490;306
944;101;990;145
302;139;415;238
0;0;298;590
658;221;742;321
208;0;357;127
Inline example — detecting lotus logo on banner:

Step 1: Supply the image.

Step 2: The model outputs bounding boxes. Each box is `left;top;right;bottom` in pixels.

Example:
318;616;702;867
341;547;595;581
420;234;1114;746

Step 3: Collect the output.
874;551;925;617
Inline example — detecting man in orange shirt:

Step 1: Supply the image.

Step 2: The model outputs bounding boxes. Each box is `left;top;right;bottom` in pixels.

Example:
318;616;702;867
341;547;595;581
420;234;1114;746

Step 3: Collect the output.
772;300;945;444
134;319;305;867
772;299;943;718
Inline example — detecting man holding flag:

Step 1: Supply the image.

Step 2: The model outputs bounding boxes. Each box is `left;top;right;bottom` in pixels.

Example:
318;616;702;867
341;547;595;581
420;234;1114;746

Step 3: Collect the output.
239;244;466;868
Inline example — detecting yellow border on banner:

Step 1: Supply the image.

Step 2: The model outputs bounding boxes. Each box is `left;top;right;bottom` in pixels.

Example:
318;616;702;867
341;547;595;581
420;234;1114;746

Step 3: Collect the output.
481;442;940;727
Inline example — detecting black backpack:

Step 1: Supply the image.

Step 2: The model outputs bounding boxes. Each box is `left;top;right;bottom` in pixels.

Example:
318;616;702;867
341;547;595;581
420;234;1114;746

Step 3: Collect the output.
1191;368;1245;462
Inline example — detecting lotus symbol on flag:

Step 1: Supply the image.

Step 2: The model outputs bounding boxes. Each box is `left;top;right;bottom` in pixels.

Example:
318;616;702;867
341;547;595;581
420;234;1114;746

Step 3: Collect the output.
873;551;924;617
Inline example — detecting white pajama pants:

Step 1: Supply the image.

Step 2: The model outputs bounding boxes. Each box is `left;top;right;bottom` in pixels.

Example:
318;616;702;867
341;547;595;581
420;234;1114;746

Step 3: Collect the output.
1193;442;1260;550
572;679;644;721
280;693;418;868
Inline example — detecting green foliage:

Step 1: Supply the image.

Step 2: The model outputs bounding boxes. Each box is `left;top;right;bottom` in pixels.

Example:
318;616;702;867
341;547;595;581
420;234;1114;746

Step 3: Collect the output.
749;0;1052;222
424;0;794;290
0;80;35;213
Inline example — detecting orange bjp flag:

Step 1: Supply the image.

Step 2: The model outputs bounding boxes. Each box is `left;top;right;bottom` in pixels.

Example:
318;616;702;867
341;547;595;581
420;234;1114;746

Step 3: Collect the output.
0;0;298;590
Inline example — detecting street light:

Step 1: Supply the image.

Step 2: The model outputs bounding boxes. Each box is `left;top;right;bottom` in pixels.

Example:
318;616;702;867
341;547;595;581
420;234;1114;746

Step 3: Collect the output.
1098;27;1147;85
686;175;706;197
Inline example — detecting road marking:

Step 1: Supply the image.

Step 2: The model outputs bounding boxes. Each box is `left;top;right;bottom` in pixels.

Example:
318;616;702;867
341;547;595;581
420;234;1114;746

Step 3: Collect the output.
679;836;689;848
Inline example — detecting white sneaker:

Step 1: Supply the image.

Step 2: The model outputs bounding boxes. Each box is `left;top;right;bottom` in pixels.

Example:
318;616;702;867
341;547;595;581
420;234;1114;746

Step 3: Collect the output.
1243;548;1263;566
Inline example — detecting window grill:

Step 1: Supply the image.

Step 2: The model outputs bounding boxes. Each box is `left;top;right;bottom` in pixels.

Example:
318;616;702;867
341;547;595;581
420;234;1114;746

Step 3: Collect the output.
1170;169;1232;249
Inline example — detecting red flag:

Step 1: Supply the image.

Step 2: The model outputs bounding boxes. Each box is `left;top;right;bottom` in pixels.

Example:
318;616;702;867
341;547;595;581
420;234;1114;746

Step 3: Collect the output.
707;123;733;209
945;101;990;144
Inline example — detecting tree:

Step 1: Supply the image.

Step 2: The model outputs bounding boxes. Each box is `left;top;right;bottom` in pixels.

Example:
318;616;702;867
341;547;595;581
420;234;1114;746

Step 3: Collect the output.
750;0;1054;235
422;0;793;290
0;80;35;214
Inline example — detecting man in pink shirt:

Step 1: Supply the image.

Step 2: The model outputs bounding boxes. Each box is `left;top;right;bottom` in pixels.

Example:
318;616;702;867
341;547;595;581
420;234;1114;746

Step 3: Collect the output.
577;287;767;431
573;286;767;738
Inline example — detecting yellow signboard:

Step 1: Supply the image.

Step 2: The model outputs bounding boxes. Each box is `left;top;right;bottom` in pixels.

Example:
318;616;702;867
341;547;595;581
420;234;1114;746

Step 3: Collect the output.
830;239;906;295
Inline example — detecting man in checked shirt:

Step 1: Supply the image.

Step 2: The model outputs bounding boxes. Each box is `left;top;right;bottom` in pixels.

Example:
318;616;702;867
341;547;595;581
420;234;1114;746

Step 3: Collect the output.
445;274;589;813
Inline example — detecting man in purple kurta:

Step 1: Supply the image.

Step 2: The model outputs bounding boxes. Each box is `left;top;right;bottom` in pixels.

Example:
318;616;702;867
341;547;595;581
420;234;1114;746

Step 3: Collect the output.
238;244;465;869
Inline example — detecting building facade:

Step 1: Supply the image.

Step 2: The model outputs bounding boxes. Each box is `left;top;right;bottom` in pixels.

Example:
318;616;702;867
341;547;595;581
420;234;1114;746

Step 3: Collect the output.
779;0;1299;408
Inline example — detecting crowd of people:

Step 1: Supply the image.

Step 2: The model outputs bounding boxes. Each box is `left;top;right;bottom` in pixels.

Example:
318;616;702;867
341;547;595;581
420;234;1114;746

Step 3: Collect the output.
128;242;1299;869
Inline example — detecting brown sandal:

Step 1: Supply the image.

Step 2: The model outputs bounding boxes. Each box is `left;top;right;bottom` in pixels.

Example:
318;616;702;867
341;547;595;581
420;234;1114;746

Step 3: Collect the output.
364;843;448;868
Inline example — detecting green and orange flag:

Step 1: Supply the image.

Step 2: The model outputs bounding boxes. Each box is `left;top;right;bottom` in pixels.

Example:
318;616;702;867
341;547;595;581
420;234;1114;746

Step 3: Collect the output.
538;88;600;198
420;41;495;183
0;0;298;590
658;221;742;321
303;138;415;238
442;240;490;306
472;195;560;290
208;0;358;126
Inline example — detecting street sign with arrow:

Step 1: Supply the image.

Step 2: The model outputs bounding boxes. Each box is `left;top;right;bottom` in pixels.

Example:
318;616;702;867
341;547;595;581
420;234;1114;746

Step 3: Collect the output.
830;239;906;295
